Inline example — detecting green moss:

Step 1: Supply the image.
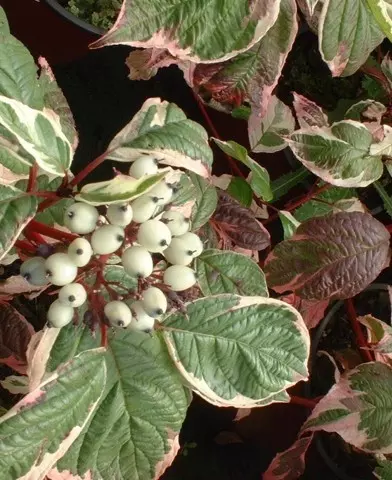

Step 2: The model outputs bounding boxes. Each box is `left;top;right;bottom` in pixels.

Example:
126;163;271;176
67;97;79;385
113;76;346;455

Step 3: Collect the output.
67;0;122;30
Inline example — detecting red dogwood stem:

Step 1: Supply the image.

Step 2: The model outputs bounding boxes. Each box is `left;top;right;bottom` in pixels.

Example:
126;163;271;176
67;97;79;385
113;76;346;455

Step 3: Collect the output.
28;220;78;242
289;395;318;409
27;163;38;192
345;298;374;363
14;239;36;253
69;150;109;187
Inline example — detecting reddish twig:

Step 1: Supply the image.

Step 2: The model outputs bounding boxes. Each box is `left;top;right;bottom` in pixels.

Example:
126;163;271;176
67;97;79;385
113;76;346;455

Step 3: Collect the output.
289;395;319;409
24;227;46;246
345;298;374;363
14;239;36;253
27;163;38;192
69;150;110;187
386;224;392;233
27;220;78;242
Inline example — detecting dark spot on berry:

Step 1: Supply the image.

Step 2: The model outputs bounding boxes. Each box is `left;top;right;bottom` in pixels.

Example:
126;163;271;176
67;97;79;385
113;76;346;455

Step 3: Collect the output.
46;270;52;277
120;205;128;212
184;217;190;223
152;196;163;203
67;211;75;218
161;218;170;224
159;239;167;246
23;273;31;281
187;250;197;256
153;158;159;165
117;235;124;242
156;308;163;315
76;248;83;255
143;328;152;333
68;295;76;303
116;319;125;327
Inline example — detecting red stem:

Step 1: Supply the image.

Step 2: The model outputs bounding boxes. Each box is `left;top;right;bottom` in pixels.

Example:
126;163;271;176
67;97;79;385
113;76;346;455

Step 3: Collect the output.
24;228;46;246
386;224;392;233
69;150;109;187
27;219;78;242
289;395;318;409
27;163;38;192
345;298;374;363
14;239;36;253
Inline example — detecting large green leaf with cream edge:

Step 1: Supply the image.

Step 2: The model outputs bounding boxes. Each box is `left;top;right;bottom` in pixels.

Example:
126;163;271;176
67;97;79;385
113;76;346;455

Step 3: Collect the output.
0;95;72;176
44;325;190;480
161;294;310;408
303;362;392;453
0;349;106;480
287;120;383;187
107;98;213;177
91;0;281;63
366;0;392;41
319;0;384;76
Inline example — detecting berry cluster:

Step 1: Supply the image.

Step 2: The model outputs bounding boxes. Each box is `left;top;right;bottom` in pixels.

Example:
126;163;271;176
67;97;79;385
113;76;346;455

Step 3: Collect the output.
20;158;203;332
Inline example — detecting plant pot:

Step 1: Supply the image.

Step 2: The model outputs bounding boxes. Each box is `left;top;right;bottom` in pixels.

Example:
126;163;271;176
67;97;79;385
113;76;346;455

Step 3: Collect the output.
42;0;105;36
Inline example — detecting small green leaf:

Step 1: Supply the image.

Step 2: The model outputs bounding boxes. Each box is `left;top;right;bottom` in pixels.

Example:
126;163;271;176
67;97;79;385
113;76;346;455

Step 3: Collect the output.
279;211;300;239
75;171;166;205
195;249;268;296
162;294;309;407
103;264;138;294
190;173;218;231
366;0;392;42
0;185;37;261
213;139;272;201
227;176;252;207
373;181;392;220
107;98;213;178
0;349;106;480
375;459;392;479
270;167;310;202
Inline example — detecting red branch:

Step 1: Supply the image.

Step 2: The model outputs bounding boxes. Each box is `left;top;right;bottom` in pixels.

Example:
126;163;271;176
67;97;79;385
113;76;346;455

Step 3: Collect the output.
24;227;46;246
27;163;38;192
69;150;109;187
345;298;374;363
27;220;78;242
14;239;36;253
289;395;319;409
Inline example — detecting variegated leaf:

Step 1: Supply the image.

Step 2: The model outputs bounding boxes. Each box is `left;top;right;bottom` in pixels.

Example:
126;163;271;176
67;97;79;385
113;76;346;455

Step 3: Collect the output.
292;93;328;129
366;0;392;42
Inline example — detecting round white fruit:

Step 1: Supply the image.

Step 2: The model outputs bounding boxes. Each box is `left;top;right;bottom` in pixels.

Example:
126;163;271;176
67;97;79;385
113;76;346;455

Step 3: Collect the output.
64;202;99;234
45;253;78;286
131;195;158;223
47;299;74;328
121;246;153;278
129;301;155;331
91;225;125;255
20;256;48;286
137;219;172;253
147;181;173;206
141;286;167;317
129;155;159;179
107;203;133;227
161;210;190;236
67;238;93;267
177;232;204;257
104;300;133;328
164;265;197;291
163;238;193;266
58;283;87;307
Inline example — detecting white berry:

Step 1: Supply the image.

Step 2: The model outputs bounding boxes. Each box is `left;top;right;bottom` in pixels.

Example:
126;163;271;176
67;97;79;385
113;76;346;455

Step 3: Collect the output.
131;195;158;223
64;202;99;234
45;253;78;286
129;301;155;331
177;232;204;257
107;203;133;227
104;300;133;328
147;181;173;206
163;238;193;266
121;246;153;278
161;211;190;236
137;219;172;253
68;238;93;267
141;286;167;317
20;256;48;286
58;283;87;307
47;299;74;328
129;155;159;179
91;225;125;255
164;265;197;291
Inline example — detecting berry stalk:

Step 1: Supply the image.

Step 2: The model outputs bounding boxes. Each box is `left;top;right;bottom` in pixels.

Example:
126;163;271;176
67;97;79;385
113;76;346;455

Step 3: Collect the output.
27;220;79;242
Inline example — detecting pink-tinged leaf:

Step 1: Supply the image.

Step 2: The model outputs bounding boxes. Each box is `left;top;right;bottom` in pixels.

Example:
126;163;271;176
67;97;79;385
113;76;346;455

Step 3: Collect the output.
358;315;392;365
292;93;328;129
0;374;29;394
281;293;329;329
154;430;180;479
0;303;34;374
126;48;178;80
263;434;314;480
0;275;46;301
381;54;392;89
0;164;28;186
317;350;341;383
303;362;392;453
213;190;271;250
48;469;92;480
90;0;281;64
265;212;390;301
299;0;320;15
297;0;323;34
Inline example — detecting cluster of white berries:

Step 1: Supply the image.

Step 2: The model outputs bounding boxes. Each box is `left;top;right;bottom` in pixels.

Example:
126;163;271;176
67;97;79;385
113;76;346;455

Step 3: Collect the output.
20;156;204;332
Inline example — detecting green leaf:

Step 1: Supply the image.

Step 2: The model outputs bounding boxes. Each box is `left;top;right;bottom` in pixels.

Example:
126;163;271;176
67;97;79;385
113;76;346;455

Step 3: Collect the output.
107;98;213;177
0;95;72;177
0;185;37;261
195;249;268;296
374;180;392;219
38;57;78;150
213;139;272;201
162;294;309;407
190;173;218;231
0;126;33;176
0;9;43;109
287;120;383;187
0;349;106;480
227;176;252;207
319;0;384;76
249;95;295;154
75;171;166;205
279;211;300;239
91;0;281;63
103;264;138;294
375;459;392;479
270;167;310;202
231;105;251;120
304;362;392;453
48;326;190;480
265;211;390;301
0;8;10;34
344;99;386;122
366;0;392;42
